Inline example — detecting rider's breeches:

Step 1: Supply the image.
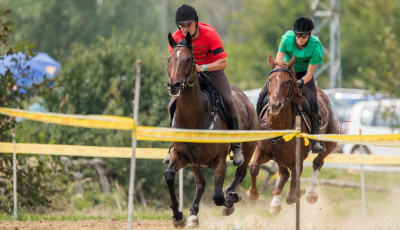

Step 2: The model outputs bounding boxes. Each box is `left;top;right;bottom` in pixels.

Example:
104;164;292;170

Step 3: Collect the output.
296;71;319;114
205;70;238;120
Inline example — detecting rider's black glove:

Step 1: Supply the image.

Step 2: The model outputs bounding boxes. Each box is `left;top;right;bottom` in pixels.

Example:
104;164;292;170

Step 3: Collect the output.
297;79;304;88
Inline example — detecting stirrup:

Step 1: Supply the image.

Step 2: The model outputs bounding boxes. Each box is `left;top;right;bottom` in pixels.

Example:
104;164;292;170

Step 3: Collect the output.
311;141;325;154
229;144;244;160
229;144;244;166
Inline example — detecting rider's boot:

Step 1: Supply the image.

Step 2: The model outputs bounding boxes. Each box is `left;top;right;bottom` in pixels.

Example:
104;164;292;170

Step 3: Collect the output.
310;114;325;154
229;117;244;166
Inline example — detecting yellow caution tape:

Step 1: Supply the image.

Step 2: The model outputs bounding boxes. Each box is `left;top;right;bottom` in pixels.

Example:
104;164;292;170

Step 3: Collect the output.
2;107;400;147
0;107;134;130
1;142;400;165
0;142;166;159
308;133;400;147
135;126;298;143
305;153;400;165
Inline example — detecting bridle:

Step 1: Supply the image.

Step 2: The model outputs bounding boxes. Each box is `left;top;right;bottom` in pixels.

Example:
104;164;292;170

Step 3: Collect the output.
166;43;199;95
268;68;296;110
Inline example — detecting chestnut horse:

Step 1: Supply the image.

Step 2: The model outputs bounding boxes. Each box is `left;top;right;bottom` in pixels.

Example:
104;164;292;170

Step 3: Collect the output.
247;55;338;214
165;32;258;228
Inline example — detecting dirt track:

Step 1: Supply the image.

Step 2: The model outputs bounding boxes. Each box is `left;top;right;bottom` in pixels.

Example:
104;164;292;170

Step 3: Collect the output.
1;194;400;230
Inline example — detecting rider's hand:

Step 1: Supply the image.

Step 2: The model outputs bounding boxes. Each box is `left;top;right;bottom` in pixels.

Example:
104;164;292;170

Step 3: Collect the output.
196;64;206;72
297;79;304;88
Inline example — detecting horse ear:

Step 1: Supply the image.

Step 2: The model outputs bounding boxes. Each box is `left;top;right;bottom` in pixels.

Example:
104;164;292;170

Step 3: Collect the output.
268;55;276;69
288;55;295;69
168;33;177;48
185;32;193;49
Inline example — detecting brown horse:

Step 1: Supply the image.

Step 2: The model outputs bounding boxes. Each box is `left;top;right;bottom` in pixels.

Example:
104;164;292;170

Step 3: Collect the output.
247;55;338;214
165;32;258;228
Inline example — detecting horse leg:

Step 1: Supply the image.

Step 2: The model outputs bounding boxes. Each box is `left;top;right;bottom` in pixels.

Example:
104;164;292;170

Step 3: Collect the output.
186;165;205;228
164;149;189;229
247;145;271;201
211;157;235;216
270;166;290;214
222;143;254;216
306;152;328;204
286;164;305;205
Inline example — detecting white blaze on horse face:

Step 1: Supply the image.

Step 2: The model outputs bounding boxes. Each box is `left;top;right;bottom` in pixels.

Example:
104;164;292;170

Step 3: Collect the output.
177;50;182;58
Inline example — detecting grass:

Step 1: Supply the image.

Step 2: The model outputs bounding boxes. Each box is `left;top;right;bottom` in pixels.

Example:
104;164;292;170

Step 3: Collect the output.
0;166;398;222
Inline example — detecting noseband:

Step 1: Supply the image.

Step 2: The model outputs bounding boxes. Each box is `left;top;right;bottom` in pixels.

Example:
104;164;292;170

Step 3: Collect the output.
167;44;199;93
268;68;296;109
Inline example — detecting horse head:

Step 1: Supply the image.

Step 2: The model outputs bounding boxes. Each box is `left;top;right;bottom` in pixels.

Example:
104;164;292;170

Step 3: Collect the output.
167;32;197;97
267;55;303;115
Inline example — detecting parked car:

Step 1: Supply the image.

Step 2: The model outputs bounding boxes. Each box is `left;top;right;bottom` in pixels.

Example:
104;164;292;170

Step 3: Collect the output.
323;88;392;123
341;99;400;155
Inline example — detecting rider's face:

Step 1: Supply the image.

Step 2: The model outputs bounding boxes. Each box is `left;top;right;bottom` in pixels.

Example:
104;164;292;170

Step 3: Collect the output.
295;33;310;48
178;21;197;37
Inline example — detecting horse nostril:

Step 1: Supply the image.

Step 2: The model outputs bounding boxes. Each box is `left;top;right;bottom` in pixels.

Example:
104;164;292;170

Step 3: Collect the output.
174;82;181;88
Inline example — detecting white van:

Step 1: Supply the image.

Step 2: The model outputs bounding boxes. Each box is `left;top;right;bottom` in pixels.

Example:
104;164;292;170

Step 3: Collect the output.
342;99;400;155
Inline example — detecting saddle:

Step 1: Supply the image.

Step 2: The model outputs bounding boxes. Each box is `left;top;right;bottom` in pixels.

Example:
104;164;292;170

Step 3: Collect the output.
168;72;231;129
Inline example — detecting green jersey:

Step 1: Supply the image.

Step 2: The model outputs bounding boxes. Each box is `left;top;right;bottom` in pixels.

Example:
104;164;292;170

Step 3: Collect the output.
278;30;323;73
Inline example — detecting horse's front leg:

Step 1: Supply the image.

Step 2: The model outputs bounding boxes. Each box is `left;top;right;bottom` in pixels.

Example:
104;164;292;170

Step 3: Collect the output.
211;157;236;216
286;164;305;205
306;154;326;204
186;165;205;228
247;145;271;201
225;141;255;207
164;148;188;229
270;166;290;214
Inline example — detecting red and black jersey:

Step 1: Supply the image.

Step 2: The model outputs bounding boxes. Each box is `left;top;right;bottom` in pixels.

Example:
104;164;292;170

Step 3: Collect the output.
169;22;227;65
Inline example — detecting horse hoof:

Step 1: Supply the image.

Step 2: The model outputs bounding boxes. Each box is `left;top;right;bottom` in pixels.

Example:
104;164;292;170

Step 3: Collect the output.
286;189;305;204
186;215;199;228
172;215;187;229
306;192;318;204
222;205;235;216
269;205;282;214
246;190;258;201
228;191;242;203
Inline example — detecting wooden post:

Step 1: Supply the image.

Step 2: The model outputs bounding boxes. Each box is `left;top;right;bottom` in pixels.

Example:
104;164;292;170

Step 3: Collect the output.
128;60;141;230
295;115;301;230
359;129;366;218
12;128;17;220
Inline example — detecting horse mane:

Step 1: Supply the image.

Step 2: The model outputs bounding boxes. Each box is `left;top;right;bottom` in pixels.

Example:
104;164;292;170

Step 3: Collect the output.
290;69;305;105
276;62;304;105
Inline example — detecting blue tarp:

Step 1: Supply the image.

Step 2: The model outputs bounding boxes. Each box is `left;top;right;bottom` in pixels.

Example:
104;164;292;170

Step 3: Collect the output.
0;52;60;90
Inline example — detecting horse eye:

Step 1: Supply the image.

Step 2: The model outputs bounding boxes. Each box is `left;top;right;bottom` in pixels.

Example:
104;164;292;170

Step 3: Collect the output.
184;57;191;63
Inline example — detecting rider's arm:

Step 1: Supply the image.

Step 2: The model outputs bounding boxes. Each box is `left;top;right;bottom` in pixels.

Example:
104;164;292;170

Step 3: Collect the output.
302;64;316;84
196;58;227;72
276;50;285;63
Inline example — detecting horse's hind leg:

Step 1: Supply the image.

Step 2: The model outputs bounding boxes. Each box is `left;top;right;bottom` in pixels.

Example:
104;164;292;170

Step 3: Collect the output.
186;165;205;228
164;149;189;229
247;145;271;201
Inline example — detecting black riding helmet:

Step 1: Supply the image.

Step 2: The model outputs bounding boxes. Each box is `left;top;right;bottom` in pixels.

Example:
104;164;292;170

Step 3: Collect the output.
293;16;314;35
175;4;198;25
